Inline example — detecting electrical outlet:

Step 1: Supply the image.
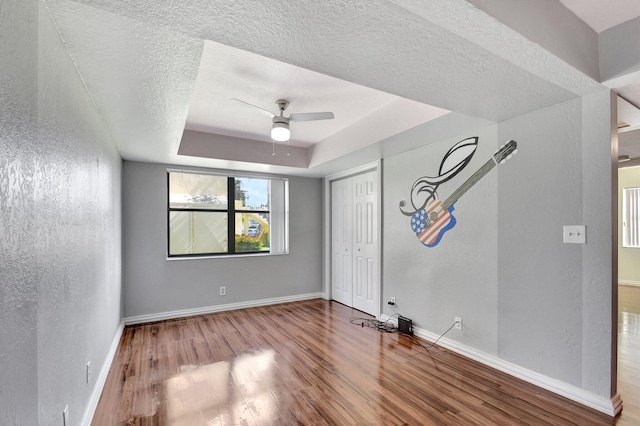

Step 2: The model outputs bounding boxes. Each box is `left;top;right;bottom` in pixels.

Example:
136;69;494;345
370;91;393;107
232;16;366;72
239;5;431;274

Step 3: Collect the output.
63;405;69;426
86;362;91;384
455;317;463;330
563;225;586;244
390;297;396;305
220;286;226;296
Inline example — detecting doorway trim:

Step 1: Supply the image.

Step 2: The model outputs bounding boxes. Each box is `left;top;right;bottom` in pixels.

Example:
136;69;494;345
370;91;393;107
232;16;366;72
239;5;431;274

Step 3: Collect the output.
323;160;382;318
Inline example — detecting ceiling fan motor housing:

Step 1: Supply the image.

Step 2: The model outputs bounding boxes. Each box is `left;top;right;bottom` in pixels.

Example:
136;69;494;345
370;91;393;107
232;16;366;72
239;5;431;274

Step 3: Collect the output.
272;116;290;126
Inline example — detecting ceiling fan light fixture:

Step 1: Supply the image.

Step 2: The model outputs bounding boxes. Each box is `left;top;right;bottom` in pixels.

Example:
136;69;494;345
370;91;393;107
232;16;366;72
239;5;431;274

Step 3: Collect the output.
271;119;290;142
232;98;333;144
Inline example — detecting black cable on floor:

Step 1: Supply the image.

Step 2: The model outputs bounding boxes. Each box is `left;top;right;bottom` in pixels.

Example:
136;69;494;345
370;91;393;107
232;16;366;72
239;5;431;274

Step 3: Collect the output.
350;312;458;352
349;314;399;333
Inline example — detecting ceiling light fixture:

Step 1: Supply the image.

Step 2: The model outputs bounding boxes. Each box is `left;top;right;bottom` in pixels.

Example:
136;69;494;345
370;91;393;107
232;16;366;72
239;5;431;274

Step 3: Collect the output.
618;155;631;163
232;98;334;145
271;117;290;142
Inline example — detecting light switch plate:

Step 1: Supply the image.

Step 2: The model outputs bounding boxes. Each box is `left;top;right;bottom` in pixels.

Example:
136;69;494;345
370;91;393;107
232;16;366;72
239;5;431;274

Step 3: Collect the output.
563;225;586;244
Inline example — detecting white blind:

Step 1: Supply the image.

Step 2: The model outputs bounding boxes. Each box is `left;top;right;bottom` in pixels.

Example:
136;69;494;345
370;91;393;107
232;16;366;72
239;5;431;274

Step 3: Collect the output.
623;187;640;248
269;179;289;254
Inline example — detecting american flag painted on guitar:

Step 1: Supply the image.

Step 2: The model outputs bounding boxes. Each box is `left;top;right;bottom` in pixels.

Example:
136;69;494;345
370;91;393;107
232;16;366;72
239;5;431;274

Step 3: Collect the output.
411;201;457;247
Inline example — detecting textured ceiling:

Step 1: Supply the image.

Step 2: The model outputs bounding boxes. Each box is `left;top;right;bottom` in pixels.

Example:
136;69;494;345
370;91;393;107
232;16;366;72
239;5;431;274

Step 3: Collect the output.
43;0;639;175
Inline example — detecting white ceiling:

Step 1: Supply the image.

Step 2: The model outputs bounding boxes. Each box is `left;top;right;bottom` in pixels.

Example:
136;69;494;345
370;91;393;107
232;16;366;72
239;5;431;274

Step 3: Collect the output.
185;41;448;149
43;0;640;175
558;0;640;33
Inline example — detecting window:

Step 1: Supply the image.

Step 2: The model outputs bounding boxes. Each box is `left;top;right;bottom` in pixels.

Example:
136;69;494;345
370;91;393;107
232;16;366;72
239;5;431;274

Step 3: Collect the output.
623;187;640;248
168;170;288;257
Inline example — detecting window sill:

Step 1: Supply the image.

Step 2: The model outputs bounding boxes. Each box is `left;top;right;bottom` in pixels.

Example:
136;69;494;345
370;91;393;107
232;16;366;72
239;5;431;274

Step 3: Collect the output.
166;251;289;261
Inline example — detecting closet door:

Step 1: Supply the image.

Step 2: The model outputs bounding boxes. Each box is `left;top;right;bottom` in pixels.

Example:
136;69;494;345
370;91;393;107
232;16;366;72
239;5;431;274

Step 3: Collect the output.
352;171;378;315
331;177;353;307
331;169;379;317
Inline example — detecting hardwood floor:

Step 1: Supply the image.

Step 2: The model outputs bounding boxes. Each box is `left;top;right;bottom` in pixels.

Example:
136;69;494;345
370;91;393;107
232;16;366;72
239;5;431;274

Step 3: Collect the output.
618;285;640;425
93;299;630;425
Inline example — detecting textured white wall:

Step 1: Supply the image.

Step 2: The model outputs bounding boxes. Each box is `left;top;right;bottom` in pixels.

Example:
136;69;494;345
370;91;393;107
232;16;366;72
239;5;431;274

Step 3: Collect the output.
1;1;123;424
36;4;123;424
1;0;39;424
122;161;322;318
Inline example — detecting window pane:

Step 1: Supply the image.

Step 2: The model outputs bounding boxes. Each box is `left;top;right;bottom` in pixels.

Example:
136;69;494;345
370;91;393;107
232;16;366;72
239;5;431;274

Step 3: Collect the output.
169;172;228;210
235;178;270;211
169;211;228;255
235;212;270;252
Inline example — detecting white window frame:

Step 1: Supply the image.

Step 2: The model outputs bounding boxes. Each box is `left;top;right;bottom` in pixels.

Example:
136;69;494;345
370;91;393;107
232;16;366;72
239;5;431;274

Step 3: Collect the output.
167;169;289;258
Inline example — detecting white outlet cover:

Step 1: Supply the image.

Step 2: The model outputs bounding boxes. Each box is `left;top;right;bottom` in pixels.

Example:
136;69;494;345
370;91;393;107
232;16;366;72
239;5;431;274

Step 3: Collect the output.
563;225;586;244
455;317;463;330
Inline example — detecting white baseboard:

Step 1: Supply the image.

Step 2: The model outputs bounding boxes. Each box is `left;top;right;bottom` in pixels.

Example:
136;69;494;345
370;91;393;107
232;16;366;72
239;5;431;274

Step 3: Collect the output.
380;315;620;417
619;280;640;287
81;320;125;426
124;292;324;325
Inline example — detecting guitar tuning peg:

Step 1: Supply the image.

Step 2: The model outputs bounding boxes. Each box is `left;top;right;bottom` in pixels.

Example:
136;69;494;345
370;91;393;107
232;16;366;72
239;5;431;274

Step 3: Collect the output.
500;159;506;164
513;149;518;155
507;154;512;160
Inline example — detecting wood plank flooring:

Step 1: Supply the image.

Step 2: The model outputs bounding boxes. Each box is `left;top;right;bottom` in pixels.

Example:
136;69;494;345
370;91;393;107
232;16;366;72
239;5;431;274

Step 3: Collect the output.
618;285;640;425
93;298;633;425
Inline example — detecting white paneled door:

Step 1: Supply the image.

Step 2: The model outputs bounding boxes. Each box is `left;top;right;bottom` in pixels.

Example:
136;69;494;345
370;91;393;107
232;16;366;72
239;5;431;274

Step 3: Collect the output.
331;177;352;307
331;170;379;316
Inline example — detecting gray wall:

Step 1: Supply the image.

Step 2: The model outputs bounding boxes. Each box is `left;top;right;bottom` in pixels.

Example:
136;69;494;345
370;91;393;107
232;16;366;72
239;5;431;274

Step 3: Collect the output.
383;91;615;398
1;2;123;424
122;161;323;318
384;125;499;355
497;91;615;394
600;16;640;82
496;98;584;386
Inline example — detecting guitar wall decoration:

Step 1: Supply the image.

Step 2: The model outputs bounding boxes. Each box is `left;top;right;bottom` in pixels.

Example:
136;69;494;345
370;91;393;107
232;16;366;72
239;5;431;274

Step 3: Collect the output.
400;138;518;247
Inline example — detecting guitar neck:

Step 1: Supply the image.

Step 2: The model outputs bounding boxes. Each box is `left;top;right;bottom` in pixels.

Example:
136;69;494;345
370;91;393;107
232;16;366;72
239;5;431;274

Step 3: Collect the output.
441;158;496;211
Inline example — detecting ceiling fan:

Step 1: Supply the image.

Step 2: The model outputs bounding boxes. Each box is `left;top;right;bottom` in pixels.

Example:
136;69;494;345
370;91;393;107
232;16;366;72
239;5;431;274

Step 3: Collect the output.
232;98;334;142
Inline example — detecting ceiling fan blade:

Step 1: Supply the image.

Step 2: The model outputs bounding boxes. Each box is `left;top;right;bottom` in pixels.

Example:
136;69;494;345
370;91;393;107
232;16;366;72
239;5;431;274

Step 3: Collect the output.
230;98;275;118
289;112;334;122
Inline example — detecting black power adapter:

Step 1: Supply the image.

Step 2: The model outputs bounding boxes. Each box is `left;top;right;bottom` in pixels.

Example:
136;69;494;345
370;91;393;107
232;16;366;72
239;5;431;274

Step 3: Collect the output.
398;316;413;335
